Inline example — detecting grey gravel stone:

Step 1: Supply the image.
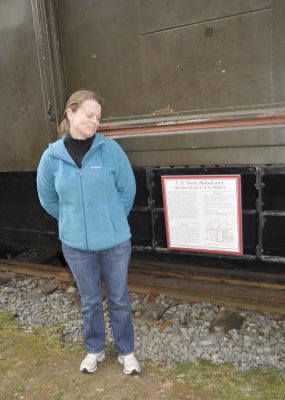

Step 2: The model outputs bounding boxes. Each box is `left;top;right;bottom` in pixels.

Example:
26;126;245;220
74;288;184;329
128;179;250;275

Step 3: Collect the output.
0;276;285;374
66;286;77;295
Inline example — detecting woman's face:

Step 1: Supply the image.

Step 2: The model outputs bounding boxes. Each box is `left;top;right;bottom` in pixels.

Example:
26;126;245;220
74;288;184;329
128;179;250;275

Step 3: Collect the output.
67;100;102;139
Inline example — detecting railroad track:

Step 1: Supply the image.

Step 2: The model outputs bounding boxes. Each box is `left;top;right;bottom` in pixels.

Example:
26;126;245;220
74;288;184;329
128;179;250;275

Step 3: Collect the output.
0;258;285;315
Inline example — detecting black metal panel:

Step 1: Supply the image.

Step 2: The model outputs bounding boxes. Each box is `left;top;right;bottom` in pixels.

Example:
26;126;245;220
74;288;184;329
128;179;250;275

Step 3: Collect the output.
262;215;285;257
133;169;149;207
262;170;285;211
0;172;59;249
243;213;258;256
2;165;285;263
152;209;166;248
128;210;152;248
260;165;285;259
151;166;257;209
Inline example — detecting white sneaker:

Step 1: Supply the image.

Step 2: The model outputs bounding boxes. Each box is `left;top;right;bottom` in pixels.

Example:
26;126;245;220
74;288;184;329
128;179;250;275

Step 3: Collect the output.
80;351;105;373
118;352;141;375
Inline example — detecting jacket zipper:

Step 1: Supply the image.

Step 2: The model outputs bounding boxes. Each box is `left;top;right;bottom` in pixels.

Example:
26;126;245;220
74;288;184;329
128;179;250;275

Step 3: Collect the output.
51;139;106;250
79;171;88;250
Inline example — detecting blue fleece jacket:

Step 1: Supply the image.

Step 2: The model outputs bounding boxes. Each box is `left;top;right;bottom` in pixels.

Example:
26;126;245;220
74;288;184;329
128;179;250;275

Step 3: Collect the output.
37;133;136;251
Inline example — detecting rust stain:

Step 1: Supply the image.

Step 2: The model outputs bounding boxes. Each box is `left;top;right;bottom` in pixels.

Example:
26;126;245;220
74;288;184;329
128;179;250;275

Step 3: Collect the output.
152;105;173;115
102;113;285;138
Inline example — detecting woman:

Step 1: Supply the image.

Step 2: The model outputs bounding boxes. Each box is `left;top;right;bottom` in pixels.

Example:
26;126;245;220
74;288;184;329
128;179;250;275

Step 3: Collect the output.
37;90;140;375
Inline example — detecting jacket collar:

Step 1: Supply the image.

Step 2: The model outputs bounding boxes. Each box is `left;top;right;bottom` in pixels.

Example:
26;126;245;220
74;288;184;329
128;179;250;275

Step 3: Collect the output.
49;133;106;163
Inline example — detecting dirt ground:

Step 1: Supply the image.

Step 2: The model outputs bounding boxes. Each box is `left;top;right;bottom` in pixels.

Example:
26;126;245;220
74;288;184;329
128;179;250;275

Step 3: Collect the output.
0;320;188;400
1;302;285;400
2;321;285;400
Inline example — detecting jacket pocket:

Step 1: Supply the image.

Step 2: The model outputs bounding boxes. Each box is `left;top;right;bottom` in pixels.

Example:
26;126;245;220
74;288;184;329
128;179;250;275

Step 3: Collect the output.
109;201;128;233
92;206;116;234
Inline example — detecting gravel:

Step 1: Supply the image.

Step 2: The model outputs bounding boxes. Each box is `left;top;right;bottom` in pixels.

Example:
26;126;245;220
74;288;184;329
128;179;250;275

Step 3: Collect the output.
1;276;285;374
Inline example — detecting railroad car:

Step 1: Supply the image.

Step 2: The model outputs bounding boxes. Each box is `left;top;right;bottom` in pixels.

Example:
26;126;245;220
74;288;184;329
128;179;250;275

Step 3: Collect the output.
1;0;285;264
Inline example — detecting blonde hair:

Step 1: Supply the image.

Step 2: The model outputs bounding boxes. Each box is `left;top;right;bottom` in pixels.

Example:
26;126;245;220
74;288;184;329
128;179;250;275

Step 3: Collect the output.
58;90;103;137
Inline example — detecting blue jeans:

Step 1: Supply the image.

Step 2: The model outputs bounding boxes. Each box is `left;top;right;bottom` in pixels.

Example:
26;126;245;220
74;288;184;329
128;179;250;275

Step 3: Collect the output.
62;239;134;355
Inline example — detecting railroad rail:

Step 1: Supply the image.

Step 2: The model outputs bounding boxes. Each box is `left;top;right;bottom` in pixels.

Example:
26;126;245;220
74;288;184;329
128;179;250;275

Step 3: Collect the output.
1;257;285;315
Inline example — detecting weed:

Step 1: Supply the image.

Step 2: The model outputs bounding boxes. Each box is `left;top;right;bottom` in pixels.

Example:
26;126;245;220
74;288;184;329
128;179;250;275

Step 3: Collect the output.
52;386;64;399
173;359;285;400
105;342;117;359
0;309;21;331
34;383;44;390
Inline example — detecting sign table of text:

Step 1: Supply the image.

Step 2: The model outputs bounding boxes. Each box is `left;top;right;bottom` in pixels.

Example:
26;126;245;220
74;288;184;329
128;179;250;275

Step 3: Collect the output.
161;176;243;255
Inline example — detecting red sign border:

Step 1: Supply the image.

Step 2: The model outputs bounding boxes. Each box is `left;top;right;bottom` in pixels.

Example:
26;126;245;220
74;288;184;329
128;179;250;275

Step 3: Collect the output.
161;175;243;256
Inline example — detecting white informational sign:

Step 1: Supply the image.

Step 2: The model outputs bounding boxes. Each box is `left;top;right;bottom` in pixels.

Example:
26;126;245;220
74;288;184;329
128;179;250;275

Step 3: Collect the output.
161;175;243;255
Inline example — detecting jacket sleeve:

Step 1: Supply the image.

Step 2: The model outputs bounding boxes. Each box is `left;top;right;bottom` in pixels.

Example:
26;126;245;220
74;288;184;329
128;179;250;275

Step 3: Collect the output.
112;141;136;216
36;149;59;220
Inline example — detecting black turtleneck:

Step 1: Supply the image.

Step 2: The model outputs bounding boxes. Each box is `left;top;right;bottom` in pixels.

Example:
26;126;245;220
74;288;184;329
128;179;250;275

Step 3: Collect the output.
64;135;95;168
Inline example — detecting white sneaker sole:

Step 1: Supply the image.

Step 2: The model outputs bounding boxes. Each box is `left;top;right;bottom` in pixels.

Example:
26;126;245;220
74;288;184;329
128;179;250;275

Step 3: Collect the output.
118;356;141;375
80;353;105;373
